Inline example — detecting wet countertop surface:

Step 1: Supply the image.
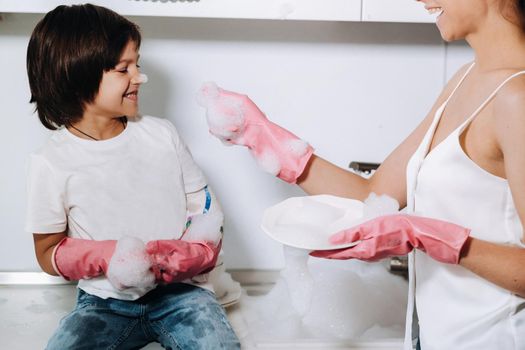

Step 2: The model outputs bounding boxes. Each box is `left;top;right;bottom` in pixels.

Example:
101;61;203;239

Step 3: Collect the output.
0;283;404;350
1;285;77;350
0;284;212;350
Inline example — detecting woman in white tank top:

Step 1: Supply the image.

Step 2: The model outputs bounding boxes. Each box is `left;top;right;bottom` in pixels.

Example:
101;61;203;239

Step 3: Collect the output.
200;0;525;349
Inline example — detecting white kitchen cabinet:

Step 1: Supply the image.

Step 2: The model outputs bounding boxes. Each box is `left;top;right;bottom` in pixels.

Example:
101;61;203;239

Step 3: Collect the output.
0;0;439;24
362;0;437;23
0;0;362;22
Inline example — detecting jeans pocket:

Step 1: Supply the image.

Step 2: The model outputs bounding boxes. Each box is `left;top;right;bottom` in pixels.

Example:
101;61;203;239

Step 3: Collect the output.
76;289;98;309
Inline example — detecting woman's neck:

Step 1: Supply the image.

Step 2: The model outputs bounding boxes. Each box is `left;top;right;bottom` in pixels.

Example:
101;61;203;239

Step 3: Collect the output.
467;15;525;72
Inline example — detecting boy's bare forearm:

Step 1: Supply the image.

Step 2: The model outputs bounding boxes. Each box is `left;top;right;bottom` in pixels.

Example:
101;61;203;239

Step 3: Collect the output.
33;232;67;276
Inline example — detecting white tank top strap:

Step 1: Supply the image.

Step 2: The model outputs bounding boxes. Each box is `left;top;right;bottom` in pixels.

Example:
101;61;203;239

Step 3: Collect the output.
445;62;476;104
415;63;476;162
424;62;475;134
459;68;525;128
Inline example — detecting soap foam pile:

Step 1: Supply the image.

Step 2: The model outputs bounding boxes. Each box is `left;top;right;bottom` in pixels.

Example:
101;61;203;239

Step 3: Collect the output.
238;193;407;344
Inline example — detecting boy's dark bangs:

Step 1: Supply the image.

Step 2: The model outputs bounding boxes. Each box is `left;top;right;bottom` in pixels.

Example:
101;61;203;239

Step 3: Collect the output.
103;23;142;70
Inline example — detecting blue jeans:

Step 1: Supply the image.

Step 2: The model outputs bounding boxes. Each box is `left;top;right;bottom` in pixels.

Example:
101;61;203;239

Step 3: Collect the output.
46;284;241;350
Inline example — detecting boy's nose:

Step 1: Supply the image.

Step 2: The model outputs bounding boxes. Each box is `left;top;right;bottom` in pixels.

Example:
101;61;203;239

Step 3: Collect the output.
132;73;148;85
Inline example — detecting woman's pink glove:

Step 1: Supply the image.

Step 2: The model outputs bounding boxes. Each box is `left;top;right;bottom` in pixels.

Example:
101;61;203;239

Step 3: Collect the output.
310;214;471;264
146;239;222;284
197;82;314;183
52;237;156;290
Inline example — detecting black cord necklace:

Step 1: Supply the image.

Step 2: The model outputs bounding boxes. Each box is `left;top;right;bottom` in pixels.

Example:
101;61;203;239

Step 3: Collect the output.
69;117;127;141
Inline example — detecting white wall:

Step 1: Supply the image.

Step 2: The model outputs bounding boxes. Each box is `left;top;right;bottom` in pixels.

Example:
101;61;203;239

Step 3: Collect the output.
0;13;471;271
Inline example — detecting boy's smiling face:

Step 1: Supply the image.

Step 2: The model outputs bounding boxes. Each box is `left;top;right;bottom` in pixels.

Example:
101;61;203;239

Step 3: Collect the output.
84;40;143;119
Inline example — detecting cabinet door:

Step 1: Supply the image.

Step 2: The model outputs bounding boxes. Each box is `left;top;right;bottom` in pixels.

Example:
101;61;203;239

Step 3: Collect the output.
0;0;362;22
362;0;437;23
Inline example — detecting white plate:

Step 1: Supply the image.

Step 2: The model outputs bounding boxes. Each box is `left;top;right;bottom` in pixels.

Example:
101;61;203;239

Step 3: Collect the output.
218;286;242;308
261;195;365;250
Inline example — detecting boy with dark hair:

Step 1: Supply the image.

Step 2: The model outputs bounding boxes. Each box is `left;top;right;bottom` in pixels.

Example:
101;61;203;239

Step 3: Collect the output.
25;4;240;349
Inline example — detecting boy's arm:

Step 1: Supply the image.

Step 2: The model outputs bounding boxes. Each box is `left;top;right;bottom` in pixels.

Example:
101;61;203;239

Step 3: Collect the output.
33;232;156;290
28;155;155;289
146;186;223;283
146;238;222;284
34;231;117;280
33;232;66;276
183;186;223;243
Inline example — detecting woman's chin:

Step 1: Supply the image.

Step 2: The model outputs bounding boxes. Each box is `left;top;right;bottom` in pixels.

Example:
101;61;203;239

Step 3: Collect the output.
437;26;462;43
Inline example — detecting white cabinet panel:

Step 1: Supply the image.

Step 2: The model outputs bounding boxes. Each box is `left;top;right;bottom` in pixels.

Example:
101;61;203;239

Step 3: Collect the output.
0;0;362;22
362;0;437;23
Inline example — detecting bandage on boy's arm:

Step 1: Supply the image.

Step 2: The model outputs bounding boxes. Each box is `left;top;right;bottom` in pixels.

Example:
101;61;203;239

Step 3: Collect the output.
186;185;222;218
183;186;224;246
197;83;314;184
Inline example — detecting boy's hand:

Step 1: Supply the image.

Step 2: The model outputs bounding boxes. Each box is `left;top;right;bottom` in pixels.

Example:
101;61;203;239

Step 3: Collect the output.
53;236;156;290
106;237;156;290
146;239;221;284
310;214;470;264
197;82;314;184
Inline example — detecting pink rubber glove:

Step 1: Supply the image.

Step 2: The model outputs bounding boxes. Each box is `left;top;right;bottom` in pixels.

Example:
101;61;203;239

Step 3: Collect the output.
52;236;156;290
310;214;470;264
146;239;222;284
197;82;314;183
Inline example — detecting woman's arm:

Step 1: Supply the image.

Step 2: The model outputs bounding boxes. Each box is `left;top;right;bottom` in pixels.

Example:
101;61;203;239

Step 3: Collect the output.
298;64;473;208
33;232;67;276
200;66;472;209
460;239;525;297
459;77;525;298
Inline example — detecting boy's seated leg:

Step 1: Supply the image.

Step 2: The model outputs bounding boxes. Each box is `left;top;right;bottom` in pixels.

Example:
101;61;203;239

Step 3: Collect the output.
147;284;240;350
46;289;153;350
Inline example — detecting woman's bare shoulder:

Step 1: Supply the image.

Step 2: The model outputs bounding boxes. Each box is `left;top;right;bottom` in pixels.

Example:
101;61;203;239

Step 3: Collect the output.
444;62;474;91
490;72;525;164
493;72;525;122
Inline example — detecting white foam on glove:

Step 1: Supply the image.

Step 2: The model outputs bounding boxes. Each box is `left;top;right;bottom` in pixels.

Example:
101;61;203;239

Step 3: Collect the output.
286;139;309;157
256;150;281;176
363;193;400;219
197;82;314;183
197;82;246;144
107;236;156;290
196;81;220;107
181;211;224;246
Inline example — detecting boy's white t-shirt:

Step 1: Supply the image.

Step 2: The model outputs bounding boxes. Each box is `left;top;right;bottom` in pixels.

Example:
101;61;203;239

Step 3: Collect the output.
25;115;209;300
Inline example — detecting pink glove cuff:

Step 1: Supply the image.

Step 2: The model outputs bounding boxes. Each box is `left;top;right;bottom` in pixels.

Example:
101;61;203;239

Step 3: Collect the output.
53;237;116;281
51;237;69;279
244;119;314;183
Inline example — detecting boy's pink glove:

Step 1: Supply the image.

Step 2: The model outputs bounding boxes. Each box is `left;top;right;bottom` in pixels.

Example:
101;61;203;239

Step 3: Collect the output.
146;239;222;284
197;82;314;184
310;214;471;264
53;236;156;290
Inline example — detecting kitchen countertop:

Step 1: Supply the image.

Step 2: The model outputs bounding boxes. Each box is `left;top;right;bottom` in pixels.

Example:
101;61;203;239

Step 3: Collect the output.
0;278;404;350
